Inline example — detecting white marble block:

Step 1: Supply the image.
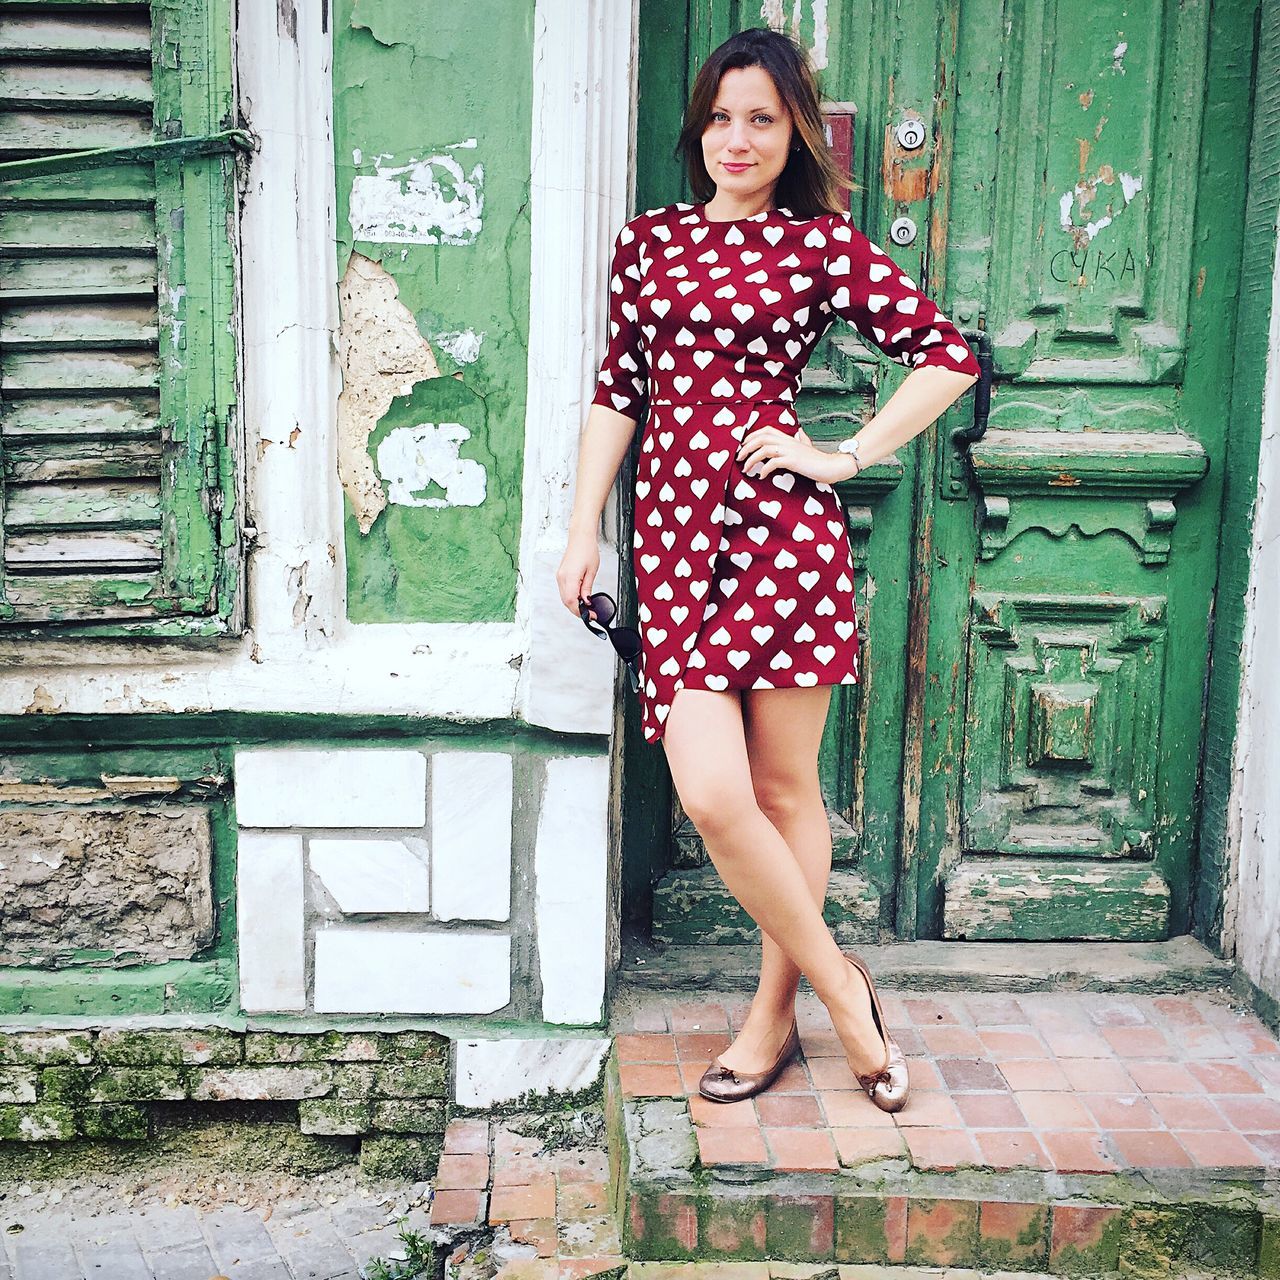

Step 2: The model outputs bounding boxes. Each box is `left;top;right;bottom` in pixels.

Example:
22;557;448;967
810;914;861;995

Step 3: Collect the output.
237;832;306;1012
309;837;430;913
455;1036;611;1107
312;929;511;1013
234;748;427;828
534;755;609;1025
430;752;513;921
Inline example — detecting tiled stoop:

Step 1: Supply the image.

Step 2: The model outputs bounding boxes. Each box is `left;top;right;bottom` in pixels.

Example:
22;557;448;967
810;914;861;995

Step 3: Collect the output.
604;984;1280;1279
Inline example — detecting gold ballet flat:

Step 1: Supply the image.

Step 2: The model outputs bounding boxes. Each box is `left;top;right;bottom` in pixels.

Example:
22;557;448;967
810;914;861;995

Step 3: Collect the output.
842;951;910;1113
698;1018;802;1103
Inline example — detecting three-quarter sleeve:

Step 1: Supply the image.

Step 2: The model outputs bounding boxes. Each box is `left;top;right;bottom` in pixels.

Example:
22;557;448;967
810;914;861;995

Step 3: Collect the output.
822;211;980;378
590;219;649;422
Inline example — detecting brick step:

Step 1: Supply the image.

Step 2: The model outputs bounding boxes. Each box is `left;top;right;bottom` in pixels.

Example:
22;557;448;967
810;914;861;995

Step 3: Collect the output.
604;988;1280;1279
619;932;1234;994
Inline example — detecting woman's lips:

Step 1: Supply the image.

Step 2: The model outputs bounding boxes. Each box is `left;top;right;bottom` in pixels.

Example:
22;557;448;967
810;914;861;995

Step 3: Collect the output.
722;162;752;172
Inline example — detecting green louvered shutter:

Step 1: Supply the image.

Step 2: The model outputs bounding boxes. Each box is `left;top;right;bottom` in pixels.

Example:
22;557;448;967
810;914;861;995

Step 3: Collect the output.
0;0;241;632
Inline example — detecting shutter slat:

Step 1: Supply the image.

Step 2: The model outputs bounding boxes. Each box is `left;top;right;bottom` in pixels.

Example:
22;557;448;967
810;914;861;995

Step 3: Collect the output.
2;438;161;482
3;573;164;623
0;107;152;153
0;59;152;109
0;207;155;252
1;394;157;438
4;479;161;530
2;299;158;348
5;530;161;572
0;15;152;63
0;253;156;298
1;349;158;393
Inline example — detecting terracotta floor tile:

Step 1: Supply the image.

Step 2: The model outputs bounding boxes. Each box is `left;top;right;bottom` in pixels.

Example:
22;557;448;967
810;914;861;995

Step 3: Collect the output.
1042;1029;1115;1058
688;1092;760;1128
904;997;963;1026
556;1179;610;1220
1243;1131;1280;1162
936;1056;1007;1091
767;1060;811;1092
894;1090;962;1128
814;1085;896;1126
489;1180;557;1223
878;993;910;1026
619;1061;684;1097
902;1126;981;1171
1176;1025;1234;1058
1225;1027;1280;1056
670;1001;731;1031
493;1156;550;1186
429;1188;486;1226
674;1031;731;1060
979;1029;1047;1058
904;1058;944;1091
553;1149;610;1182
954;1092;1025;1129
832;1125;909;1165
1146;1092;1230;1130
807;1055;858;1089
920;1025;984;1056
755;1091;823;1128
615;1033;677;1063
1105;1018;1172;1059
1110;1129;1192;1168
973;1129;1052;1170
997;1059;1071;1091
1177;1129;1268;1169
629;1005;671;1033
1215;1095;1280;1131
1058;1057;1135;1093
963;995;1027;1026
1187;1061;1265;1095
1124;1059;1201;1094
1255;1058;1280;1087
696;1125;769;1165
494;1126;544;1160
1015;1090;1096;1130
508;1217;558;1258
435;1152;490;1190
1080;1092;1160;1130
799;1028;845;1058
1024;1003;1093;1033
1041;1129;1118;1173
764;1126;840;1171
888;1027;926;1055
818;1088;897;1129
677;1059;715;1092
1152;995;1208;1027
443;1118;491;1155
1090;1001;1150;1027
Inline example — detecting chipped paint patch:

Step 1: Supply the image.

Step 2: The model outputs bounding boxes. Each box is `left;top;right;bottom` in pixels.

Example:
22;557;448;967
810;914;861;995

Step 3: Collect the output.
434;328;484;364
349;144;483;245
1059;168;1144;245
335;253;443;534
376;422;486;509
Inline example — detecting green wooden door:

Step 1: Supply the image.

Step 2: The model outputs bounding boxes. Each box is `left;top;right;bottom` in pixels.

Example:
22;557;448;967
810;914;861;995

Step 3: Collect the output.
627;0;1249;945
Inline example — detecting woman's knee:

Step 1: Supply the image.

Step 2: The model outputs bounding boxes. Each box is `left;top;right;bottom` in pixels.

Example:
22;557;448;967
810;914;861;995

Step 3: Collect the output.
677;778;758;838
753;776;823;825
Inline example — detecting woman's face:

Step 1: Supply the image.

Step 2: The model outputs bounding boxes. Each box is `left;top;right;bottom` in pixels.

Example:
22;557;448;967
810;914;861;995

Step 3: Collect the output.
701;65;794;203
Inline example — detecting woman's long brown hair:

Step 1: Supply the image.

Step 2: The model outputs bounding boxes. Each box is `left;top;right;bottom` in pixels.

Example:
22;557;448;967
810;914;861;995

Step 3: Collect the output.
675;27;859;218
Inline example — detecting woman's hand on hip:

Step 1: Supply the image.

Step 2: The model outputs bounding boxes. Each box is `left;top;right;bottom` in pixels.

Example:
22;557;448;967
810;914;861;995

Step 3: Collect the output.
737;425;855;486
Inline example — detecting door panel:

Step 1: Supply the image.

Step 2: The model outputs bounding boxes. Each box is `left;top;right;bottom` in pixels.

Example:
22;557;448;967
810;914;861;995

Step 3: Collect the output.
627;0;1248;945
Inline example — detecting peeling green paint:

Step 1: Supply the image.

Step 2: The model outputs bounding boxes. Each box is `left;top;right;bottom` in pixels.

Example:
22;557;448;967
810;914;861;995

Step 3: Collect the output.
333;1;534;623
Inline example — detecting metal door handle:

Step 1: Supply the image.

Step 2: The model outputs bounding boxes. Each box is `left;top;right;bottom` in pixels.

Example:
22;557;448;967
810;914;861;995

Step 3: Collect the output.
950;329;992;454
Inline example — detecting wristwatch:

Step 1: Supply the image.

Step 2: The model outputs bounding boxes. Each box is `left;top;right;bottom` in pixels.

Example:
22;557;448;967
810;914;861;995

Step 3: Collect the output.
836;435;863;474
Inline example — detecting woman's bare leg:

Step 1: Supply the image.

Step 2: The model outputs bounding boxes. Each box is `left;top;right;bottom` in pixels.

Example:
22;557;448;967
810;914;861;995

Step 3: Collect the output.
715;684;835;1073
661;685;887;1077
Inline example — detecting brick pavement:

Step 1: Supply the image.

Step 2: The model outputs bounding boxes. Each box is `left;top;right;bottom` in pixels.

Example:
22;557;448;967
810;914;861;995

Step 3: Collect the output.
615;989;1280;1175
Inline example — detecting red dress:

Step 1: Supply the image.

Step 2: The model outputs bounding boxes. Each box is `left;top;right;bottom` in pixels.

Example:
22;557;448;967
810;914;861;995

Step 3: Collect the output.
590;200;980;745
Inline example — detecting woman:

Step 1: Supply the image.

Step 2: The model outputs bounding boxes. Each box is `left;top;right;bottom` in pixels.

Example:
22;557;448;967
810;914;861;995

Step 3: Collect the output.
556;28;980;1112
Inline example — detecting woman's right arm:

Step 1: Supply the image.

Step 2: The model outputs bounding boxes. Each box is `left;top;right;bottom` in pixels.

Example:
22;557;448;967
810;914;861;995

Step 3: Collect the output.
557;220;648;614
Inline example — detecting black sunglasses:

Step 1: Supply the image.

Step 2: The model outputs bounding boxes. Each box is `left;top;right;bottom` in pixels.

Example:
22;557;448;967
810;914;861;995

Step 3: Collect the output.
578;592;643;694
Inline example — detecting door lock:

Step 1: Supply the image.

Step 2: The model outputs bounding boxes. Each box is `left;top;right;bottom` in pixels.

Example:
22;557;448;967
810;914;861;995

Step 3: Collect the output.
894;118;927;150
889;216;918;246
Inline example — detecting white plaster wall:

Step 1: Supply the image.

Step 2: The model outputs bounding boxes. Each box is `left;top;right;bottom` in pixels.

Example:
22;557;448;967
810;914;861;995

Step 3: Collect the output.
0;0;636;740
1224;196;1280;1008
